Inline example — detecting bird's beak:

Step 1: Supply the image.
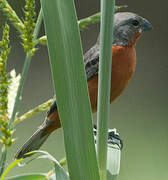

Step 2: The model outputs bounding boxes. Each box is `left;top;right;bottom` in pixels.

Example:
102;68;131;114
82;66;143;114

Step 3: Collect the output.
141;18;153;32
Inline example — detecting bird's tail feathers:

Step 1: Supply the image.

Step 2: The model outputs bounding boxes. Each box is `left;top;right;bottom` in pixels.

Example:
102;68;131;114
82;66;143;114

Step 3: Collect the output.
15;126;50;159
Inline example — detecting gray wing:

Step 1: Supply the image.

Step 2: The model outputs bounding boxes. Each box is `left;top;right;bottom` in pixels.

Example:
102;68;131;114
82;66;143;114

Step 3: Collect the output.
84;43;99;81
47;43;100;117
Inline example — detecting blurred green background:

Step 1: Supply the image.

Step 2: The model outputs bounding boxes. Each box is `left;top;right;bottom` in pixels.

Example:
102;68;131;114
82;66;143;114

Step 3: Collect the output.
0;0;168;179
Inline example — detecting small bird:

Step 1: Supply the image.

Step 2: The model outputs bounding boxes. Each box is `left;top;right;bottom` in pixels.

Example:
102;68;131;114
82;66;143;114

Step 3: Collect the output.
15;12;152;159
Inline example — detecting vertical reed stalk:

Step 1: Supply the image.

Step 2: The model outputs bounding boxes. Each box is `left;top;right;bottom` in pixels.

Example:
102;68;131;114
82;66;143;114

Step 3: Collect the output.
97;0;115;179
0;8;43;175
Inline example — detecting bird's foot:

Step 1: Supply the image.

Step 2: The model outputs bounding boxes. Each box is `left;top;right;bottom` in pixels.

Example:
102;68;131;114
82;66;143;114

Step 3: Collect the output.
93;124;123;150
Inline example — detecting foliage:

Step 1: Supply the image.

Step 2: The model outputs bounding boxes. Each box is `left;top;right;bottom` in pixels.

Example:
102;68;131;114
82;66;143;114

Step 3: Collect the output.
0;0;123;179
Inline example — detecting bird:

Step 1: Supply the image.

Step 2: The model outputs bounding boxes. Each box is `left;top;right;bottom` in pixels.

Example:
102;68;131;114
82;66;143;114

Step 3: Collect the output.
15;12;152;159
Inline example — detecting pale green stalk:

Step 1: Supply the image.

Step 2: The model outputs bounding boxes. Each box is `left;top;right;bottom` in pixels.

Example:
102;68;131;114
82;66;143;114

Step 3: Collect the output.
8;55;31;127
0;146;7;176
14;98;52;124
0;0;24;33
0;8;43;176
0;24;11;177
78;5;126;30
0;48;31;176
33;8;43;39
78;12;100;29
8;8;43;127
97;0;115;179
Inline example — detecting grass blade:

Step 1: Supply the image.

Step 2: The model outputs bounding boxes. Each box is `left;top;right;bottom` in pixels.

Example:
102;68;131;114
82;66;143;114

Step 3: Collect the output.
6;174;46;180
40;0;100;179
0;158;23;180
97;0;115;179
26;151;70;180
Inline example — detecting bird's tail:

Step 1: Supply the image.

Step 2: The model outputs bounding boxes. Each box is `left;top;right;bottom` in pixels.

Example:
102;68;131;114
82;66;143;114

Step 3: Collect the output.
15;125;51;159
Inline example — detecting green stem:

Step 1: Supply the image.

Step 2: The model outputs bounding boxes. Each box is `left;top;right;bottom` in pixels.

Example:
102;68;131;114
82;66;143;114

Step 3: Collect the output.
0;146;7;176
0;54;32;176
0;8;43;176
0;0;24;33
78;5;125;30
78;12;100;30
14;98;52;124
8;54;32;127
97;0;115;179
9;7;43;127
33;8;43;39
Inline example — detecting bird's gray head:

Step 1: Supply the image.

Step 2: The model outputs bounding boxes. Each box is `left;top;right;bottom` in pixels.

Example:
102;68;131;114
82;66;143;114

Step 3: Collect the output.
113;12;152;46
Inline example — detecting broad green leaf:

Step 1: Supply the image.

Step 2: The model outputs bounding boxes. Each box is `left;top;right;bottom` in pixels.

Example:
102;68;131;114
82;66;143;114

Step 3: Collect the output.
40;0;99;179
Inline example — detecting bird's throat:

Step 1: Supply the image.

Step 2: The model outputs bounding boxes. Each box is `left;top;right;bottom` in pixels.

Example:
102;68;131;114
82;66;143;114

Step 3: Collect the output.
127;31;142;47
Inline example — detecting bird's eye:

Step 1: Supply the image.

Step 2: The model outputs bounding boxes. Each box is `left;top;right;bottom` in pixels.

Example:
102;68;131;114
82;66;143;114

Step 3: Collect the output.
132;20;140;27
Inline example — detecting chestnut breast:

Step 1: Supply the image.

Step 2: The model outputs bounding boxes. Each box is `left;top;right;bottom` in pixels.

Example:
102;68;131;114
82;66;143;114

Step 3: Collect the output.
88;45;136;112
110;45;136;102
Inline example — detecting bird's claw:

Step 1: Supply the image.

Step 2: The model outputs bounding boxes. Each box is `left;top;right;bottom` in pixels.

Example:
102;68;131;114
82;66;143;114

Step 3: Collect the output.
93;124;123;150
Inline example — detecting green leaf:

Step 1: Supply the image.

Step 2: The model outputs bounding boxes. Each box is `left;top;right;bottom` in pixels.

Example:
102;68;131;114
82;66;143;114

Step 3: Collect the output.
26;150;69;180
5;151;69;180
0;158;23;180
40;0;100;179
6;174;47;180
54;162;69;180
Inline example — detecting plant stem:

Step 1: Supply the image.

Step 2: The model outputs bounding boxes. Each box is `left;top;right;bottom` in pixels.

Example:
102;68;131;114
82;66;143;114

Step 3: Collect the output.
0;0;24;33
14;98;52;124
33;8;43;39
78;6;125;30
0;8;43;176
0;55;31;175
97;0;115;179
78;12;100;30
8;54;32;127
0;146;7;176
9;7;43;127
